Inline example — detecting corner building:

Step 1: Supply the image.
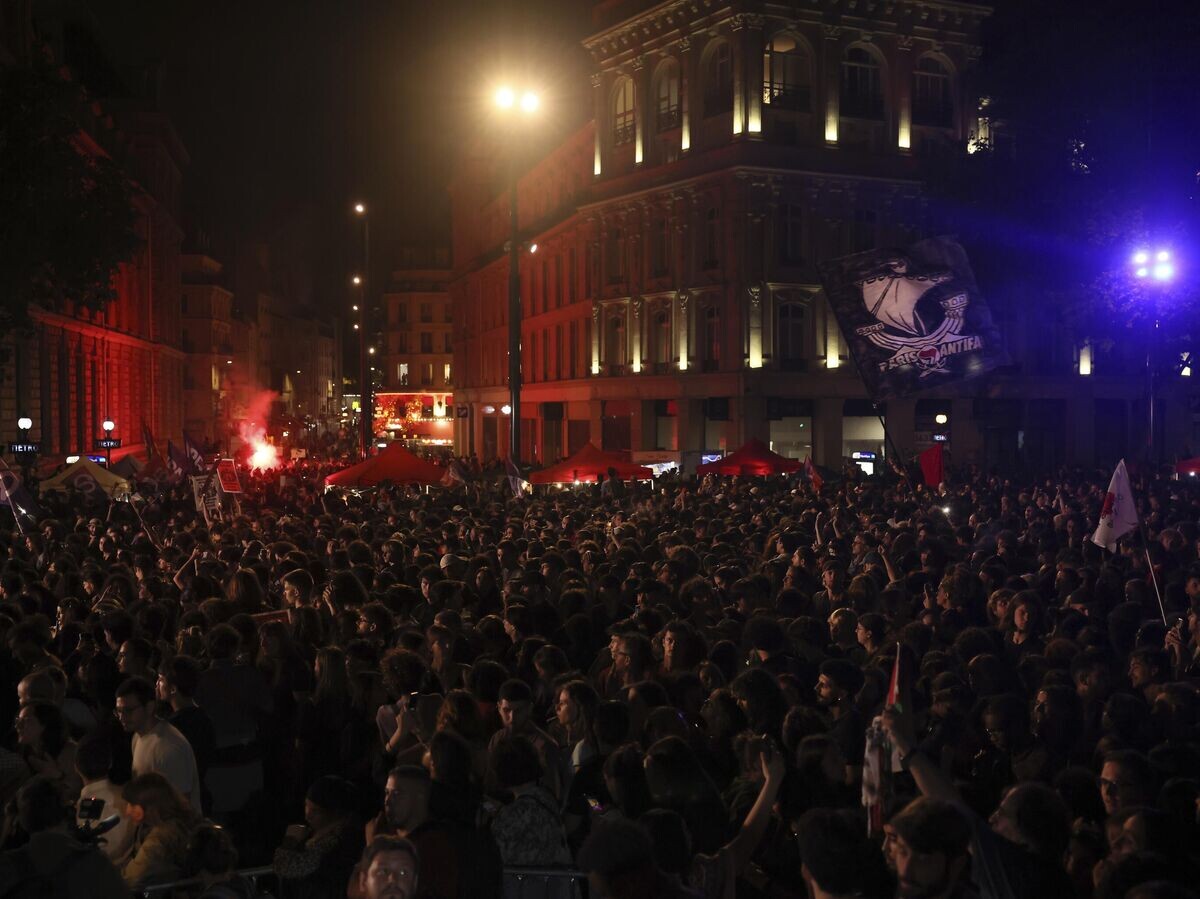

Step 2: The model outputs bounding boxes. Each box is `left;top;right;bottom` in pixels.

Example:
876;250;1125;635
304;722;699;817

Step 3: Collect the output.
450;0;1008;468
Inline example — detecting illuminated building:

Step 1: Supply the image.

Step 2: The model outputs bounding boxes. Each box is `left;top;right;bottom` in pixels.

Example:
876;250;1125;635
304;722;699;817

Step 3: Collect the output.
449;0;986;467
377;249;455;448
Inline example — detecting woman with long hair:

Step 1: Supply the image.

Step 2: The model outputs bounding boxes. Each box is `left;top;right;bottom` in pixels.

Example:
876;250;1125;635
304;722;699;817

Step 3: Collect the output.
15;700;80;799
296;646;354;786
225;568;265;613
121;772;203;887
555;679;600;772
1003;591;1047;660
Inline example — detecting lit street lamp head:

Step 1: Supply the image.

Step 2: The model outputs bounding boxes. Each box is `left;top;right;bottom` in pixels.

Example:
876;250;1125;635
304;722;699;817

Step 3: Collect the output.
495;86;539;114
354;202;366;215
1132;248;1174;282
352;274;362;285
102;419;115;433
17;416;32;431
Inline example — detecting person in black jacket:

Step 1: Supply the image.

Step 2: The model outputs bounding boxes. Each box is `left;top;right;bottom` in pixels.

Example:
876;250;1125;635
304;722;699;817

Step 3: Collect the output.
0;776;130;899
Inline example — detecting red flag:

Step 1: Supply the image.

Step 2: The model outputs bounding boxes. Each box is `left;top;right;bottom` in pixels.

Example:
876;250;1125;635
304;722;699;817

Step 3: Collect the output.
918;444;943;487
804;456;824;491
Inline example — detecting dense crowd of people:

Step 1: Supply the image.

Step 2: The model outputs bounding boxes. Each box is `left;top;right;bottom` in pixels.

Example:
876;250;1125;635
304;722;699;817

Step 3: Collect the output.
0;452;1198;899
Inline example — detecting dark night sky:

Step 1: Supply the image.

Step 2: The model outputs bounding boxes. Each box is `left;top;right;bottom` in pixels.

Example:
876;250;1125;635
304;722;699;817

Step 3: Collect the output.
76;0;592;300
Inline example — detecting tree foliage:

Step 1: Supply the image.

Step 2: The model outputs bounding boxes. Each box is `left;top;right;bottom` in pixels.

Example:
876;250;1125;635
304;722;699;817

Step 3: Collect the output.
927;0;1200;363
0;64;140;333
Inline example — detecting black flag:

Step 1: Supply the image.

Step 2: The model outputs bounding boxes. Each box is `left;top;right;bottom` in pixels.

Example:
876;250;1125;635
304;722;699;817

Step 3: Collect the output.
818;237;1007;400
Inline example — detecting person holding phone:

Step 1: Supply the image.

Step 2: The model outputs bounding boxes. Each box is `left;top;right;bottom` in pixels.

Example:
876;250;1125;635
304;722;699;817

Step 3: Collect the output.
1164;605;1200;678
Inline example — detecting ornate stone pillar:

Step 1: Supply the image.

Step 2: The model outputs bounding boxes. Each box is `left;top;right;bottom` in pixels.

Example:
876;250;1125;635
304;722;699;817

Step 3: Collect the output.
632;56;648;165
896;35;914;152
679;37;695;153
747;285;763;369
730;19;745;135
676;290;691;371
592;72;605;176
631;296;643;373
823;25;842;143
590;302;601;375
740;15;765;135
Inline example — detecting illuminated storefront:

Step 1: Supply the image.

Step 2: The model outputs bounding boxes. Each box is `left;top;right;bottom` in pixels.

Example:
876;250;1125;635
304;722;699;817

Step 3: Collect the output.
374;392;455;448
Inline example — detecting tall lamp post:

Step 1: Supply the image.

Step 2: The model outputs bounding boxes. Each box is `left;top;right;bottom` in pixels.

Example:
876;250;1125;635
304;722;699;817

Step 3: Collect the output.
353;202;371;460
1130;247;1175;463
102;419;115;468
494;86;540;466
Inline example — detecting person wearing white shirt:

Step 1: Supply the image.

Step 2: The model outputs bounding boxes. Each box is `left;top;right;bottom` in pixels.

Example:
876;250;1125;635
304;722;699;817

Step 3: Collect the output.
115;677;203;813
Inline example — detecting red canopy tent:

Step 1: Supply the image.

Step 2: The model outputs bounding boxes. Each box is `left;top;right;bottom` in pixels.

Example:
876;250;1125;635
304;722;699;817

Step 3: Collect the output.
324;443;444;488
529;442;653;484
694;438;802;477
1176;458;1200;476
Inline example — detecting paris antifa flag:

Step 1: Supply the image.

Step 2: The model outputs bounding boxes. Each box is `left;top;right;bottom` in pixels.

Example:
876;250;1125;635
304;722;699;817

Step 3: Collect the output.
817;237;1008;400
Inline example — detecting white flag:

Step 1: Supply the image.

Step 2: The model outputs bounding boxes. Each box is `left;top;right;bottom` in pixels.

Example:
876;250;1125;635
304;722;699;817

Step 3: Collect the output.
1091;459;1138;551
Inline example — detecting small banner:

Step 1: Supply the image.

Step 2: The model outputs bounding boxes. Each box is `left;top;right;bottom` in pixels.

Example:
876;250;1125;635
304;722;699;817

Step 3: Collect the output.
191;475;221;523
216;459;242;494
818;237;1008;400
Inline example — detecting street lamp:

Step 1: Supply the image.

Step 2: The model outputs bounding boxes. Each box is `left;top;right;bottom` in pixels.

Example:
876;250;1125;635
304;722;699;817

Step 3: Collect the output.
102;419;115;467
494;84;540;466
353;201;371;460
1130;246;1176;462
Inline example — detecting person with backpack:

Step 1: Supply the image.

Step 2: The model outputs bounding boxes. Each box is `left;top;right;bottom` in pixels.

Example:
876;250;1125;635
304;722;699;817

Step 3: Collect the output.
0;776;130;899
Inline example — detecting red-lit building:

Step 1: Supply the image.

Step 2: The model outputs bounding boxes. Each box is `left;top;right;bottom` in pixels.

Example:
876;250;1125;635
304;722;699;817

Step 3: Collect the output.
0;4;188;467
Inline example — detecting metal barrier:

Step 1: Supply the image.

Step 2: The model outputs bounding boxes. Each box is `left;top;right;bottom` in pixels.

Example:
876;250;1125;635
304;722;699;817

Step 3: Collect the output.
136;864;584;899
138;866;276;899
503;866;587;899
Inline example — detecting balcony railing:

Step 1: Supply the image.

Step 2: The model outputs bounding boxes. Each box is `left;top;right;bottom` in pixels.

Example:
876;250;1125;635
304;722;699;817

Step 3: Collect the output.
613;120;635;147
656;105;681;131
762;81;811;112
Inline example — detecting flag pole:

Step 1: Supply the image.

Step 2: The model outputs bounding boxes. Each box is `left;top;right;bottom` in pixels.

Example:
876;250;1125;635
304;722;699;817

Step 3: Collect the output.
0;458;27;536
1136;518;1168;625
816;291;916;490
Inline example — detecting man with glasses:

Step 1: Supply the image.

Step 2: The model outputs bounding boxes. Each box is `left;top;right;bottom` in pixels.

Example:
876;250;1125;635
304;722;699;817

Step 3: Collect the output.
114;676;202;812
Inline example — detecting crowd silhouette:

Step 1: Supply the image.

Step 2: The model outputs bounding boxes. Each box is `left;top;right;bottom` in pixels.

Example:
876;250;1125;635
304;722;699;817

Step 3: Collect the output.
0;456;1197;899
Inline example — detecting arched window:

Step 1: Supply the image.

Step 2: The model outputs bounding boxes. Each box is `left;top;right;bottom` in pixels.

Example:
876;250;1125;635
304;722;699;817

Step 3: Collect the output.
703;41;733;117
913;56;953;127
763;34;811;111
653;310;671;370
656;61;681;131
606;314;627;373
613;77;635;146
702;207;720;269
701;306;721;371
777;303;806;370
841;47;883;119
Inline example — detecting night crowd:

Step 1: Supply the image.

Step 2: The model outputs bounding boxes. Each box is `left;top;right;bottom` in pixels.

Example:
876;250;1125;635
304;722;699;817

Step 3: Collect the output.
0;452;1199;899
